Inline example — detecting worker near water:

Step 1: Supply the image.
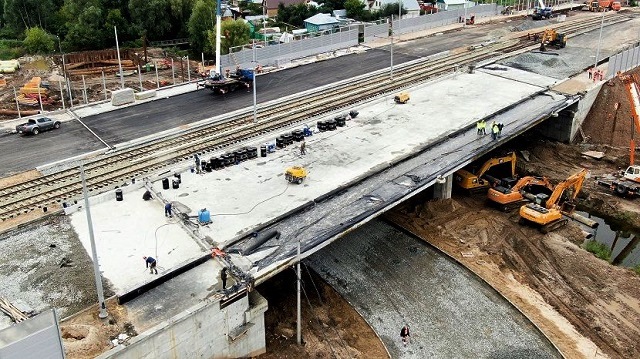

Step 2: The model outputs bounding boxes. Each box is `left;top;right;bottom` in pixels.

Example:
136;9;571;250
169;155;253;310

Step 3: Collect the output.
400;324;410;347
165;202;172;218
491;122;499;141
300;140;306;156
221;267;228;289
143;256;158;274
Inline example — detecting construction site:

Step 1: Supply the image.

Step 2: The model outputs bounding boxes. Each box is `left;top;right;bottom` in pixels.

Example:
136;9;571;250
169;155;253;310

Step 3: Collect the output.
1;4;640;359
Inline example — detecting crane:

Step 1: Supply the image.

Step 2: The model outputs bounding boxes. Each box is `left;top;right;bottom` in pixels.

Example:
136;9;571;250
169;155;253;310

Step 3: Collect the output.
519;169;587;233
622;74;640;174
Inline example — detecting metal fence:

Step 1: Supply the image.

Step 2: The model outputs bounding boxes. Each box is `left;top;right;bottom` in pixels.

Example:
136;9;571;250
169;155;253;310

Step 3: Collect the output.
221;29;359;70
0;310;65;359
393;4;499;36
607;43;640;80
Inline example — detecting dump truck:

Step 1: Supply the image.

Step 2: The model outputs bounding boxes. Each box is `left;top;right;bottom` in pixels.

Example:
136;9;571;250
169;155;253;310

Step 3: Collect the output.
394;92;410;104
454;152;517;193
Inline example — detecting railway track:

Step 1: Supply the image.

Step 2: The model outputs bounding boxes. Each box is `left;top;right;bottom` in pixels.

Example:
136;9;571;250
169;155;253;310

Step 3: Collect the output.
0;13;629;223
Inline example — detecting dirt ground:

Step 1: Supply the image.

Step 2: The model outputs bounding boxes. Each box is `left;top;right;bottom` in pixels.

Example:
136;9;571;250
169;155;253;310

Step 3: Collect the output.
383;67;640;359
258;268;389;359
0;48;199;119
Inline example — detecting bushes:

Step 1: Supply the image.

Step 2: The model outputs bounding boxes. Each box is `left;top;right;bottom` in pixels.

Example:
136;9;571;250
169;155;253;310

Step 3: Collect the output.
583;240;611;261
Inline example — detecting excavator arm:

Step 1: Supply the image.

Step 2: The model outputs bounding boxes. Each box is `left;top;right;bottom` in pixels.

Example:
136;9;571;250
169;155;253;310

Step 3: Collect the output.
476;152;516;180
623;74;640;165
544;169;587;208
511;176;553;192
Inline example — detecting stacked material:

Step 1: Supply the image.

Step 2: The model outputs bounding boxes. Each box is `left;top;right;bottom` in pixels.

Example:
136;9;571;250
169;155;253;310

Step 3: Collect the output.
111;88;135;106
0;59;20;73
0;297;29;323
134;90;157;100
19;76;48;95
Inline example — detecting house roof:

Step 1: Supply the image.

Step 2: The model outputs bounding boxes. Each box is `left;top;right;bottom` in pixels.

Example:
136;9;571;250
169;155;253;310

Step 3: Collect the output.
381;0;420;10
304;13;340;25
264;0;307;9
436;0;470;4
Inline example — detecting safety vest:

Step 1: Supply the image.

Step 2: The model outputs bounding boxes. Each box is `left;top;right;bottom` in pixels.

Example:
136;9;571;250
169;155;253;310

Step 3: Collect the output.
492;124;499;133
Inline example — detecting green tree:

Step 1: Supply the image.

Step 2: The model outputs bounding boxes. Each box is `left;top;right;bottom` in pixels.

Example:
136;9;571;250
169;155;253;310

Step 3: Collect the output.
4;0;60;35
277;3;318;28
188;0;215;56
128;0;172;40
205;19;250;55
63;3;108;50
23;27;55;54
344;0;365;19
240;0;263;16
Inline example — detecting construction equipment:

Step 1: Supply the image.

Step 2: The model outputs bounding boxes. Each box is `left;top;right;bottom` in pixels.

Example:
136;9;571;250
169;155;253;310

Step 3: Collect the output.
454;152;517;193
487;175;554;211
519;169;587;233
285;166;307;184
394;92;410;104
539;29;567;51
589;0;621;11
199;68;253;94
532;0;553;20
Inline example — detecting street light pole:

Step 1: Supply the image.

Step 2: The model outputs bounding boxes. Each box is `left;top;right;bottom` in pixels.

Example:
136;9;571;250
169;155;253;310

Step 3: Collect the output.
253;40;258;123
296;239;301;345
114;26;125;89
57;36;67;108
594;12;605;71
80;164;108;319
390;17;394;80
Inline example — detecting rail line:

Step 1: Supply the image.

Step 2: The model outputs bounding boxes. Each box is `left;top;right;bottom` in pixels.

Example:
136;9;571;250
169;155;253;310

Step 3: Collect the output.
0;13;629;222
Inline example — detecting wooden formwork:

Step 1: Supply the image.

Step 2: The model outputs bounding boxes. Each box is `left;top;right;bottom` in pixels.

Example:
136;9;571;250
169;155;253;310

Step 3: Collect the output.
63;49;143;77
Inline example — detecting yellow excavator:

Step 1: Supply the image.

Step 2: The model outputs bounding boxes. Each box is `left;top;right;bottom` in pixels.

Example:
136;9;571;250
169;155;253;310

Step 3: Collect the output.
539;29;567;51
487;175;554;211
518;169;587;233
454;152;517;193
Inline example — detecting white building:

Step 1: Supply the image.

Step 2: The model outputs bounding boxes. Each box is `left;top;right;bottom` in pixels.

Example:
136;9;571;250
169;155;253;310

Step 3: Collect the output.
366;0;421;18
436;0;476;11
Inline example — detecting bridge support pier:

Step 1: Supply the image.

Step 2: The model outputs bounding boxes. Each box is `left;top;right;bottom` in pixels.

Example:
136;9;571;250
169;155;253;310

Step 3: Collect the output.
433;174;452;200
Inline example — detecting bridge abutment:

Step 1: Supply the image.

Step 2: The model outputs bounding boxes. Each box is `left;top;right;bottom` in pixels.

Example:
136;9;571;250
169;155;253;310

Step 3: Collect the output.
433;174;453;199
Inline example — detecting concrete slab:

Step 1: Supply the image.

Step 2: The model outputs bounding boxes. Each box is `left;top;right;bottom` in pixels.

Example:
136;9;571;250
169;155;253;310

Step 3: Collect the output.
478;65;559;88
69;193;206;292
147;70;546;249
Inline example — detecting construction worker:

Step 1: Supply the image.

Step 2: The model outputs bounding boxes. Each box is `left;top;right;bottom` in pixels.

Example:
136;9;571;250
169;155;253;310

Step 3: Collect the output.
300;140;306;155
400;324;410;347
143;256;158;274
480;119;486;135
164;202;172;218
194;154;201;173
476;120;482;135
491;122;499;141
221;267;228;289
497;122;504;137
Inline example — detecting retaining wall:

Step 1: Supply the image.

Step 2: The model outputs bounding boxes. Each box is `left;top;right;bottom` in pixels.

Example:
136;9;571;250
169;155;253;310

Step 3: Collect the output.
97;291;268;359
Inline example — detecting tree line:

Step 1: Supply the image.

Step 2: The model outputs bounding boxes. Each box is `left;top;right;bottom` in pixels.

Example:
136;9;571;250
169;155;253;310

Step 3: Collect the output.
0;0;426;58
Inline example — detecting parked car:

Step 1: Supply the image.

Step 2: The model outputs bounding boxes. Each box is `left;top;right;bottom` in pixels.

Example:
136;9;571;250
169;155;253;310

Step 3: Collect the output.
15;117;61;135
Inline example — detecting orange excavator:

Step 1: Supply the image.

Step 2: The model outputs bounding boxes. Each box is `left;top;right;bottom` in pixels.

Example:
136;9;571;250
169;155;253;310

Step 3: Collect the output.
487;176;554;211
519;169;587;233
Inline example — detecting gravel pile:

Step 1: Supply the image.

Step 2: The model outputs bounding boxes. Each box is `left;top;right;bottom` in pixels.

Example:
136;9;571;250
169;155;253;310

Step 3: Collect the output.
0;216;110;329
307;219;560;359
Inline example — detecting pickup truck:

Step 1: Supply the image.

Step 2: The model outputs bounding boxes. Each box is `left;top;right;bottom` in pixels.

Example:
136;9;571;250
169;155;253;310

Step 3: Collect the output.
15;117;61;135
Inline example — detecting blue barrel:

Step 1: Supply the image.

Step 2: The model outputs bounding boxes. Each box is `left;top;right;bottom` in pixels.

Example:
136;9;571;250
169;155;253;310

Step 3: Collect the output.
199;209;211;223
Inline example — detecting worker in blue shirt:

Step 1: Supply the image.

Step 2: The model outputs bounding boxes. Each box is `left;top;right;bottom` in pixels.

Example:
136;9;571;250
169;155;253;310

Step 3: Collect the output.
143;256;158;274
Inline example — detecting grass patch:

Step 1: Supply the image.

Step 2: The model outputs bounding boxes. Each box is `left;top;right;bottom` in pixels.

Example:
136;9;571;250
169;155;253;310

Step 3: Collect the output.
583;240;612;261
634;264;640;276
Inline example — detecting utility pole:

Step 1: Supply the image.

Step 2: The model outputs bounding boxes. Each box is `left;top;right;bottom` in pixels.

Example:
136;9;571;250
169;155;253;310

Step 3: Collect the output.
115;26;124;89
80;164;108;319
296;239;302;345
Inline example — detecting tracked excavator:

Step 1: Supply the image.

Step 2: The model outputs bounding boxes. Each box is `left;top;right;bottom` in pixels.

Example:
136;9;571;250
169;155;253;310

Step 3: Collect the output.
539;29;567;51
519;169;587;233
487;176;554;211
454;152;517;193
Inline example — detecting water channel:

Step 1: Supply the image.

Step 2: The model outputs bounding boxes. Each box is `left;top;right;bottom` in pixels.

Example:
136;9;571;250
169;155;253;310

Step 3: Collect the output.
577;211;640;268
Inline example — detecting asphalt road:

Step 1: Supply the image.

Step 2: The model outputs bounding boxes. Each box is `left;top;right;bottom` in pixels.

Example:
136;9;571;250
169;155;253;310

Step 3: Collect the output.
0;17;555;177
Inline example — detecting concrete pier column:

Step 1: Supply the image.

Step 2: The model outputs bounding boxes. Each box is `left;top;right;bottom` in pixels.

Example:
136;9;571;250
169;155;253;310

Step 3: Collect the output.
434;174;452;199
